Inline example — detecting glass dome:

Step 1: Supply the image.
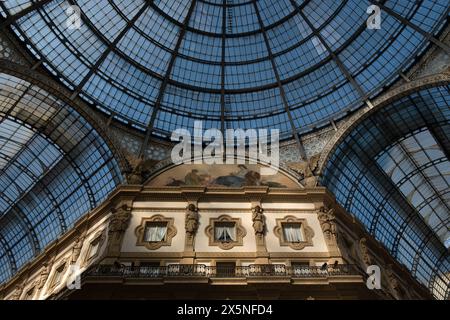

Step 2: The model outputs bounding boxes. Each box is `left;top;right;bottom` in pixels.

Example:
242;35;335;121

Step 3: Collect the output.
1;0;448;139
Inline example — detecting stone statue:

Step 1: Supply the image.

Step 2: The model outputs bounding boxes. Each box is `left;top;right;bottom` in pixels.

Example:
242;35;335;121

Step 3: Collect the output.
287;154;320;187
385;264;402;299
359;238;372;266
38;262;51;289
107;204;132;256
70;235;85;264
11;284;24;300
127;156;158;185
317;206;337;240
252;205;265;236
185;204;199;236
109;205;132;233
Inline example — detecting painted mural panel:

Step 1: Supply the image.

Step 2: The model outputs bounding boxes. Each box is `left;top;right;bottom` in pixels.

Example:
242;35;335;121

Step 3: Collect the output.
147;164;300;188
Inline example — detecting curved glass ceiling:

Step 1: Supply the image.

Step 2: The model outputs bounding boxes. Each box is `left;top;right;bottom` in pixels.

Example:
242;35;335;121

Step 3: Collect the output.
0;0;448;139
0;73;123;284
322;85;450;300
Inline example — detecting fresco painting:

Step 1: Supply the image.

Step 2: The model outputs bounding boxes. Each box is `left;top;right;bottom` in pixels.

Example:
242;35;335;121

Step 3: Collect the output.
147;164;300;188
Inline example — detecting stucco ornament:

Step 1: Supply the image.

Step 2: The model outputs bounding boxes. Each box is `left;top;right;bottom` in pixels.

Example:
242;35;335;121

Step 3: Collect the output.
109;205;132;233
127;156;158;184
359;238;372;266
287;154;320;187
11;283;24;300
317;206;337;240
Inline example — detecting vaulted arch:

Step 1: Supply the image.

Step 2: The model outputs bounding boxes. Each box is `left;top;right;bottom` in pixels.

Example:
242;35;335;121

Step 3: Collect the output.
0;72;125;284
321;82;450;299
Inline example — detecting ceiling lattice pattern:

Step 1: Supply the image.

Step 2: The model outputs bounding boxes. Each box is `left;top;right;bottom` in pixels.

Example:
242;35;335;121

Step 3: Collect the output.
0;0;448;139
322;85;450;300
0;73;123;284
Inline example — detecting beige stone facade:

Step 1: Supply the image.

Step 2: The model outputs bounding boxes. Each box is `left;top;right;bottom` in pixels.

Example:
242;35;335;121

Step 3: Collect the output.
0;165;432;300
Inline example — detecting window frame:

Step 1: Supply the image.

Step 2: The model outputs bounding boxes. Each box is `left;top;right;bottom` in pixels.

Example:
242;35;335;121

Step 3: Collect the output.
274;216;314;250
135;215;177;250
205;215;247;250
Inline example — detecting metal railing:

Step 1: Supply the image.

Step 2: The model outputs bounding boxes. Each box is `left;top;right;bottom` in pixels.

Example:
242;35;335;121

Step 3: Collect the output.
84;264;361;279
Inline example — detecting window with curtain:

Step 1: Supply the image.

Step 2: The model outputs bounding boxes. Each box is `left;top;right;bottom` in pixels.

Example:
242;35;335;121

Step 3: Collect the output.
144;222;168;242
214;222;236;242
283;223;303;243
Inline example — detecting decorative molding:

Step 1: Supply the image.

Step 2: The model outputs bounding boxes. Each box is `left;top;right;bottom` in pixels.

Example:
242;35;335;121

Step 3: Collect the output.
273;216;314;250
9;283;24;300
48;260;68;291
269;252;331;258
119;252;183;259
195;252;257;258
358;238;373;267
135;215;177;250
83;230;106;266
205;215;247;250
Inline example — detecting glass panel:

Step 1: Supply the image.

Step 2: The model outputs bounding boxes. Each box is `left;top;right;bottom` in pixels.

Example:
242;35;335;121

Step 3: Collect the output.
144;222;168;242
215;222;236;242
2;0;446;135
283;223;303;242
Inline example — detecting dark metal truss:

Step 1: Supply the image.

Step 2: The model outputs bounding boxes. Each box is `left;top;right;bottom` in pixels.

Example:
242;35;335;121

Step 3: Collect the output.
0;0;447;138
140;0;198;157
0;73;124;284
321;85;450;299
368;0;450;54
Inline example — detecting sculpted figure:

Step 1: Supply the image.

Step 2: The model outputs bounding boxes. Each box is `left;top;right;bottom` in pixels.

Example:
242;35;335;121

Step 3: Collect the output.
317;206;337;240
70;235;84;264
127;156;158;184
38;262;51;289
385;264;402;299
359;238;372;266
185;204;199;236
252;205;265;236
109;205;132;233
11;284;24;300
287;154;320;187
107;204;132;256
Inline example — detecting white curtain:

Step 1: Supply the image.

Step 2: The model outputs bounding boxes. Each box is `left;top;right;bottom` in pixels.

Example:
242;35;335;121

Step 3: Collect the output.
215;224;236;241
283;224;303;242
145;223;167;242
